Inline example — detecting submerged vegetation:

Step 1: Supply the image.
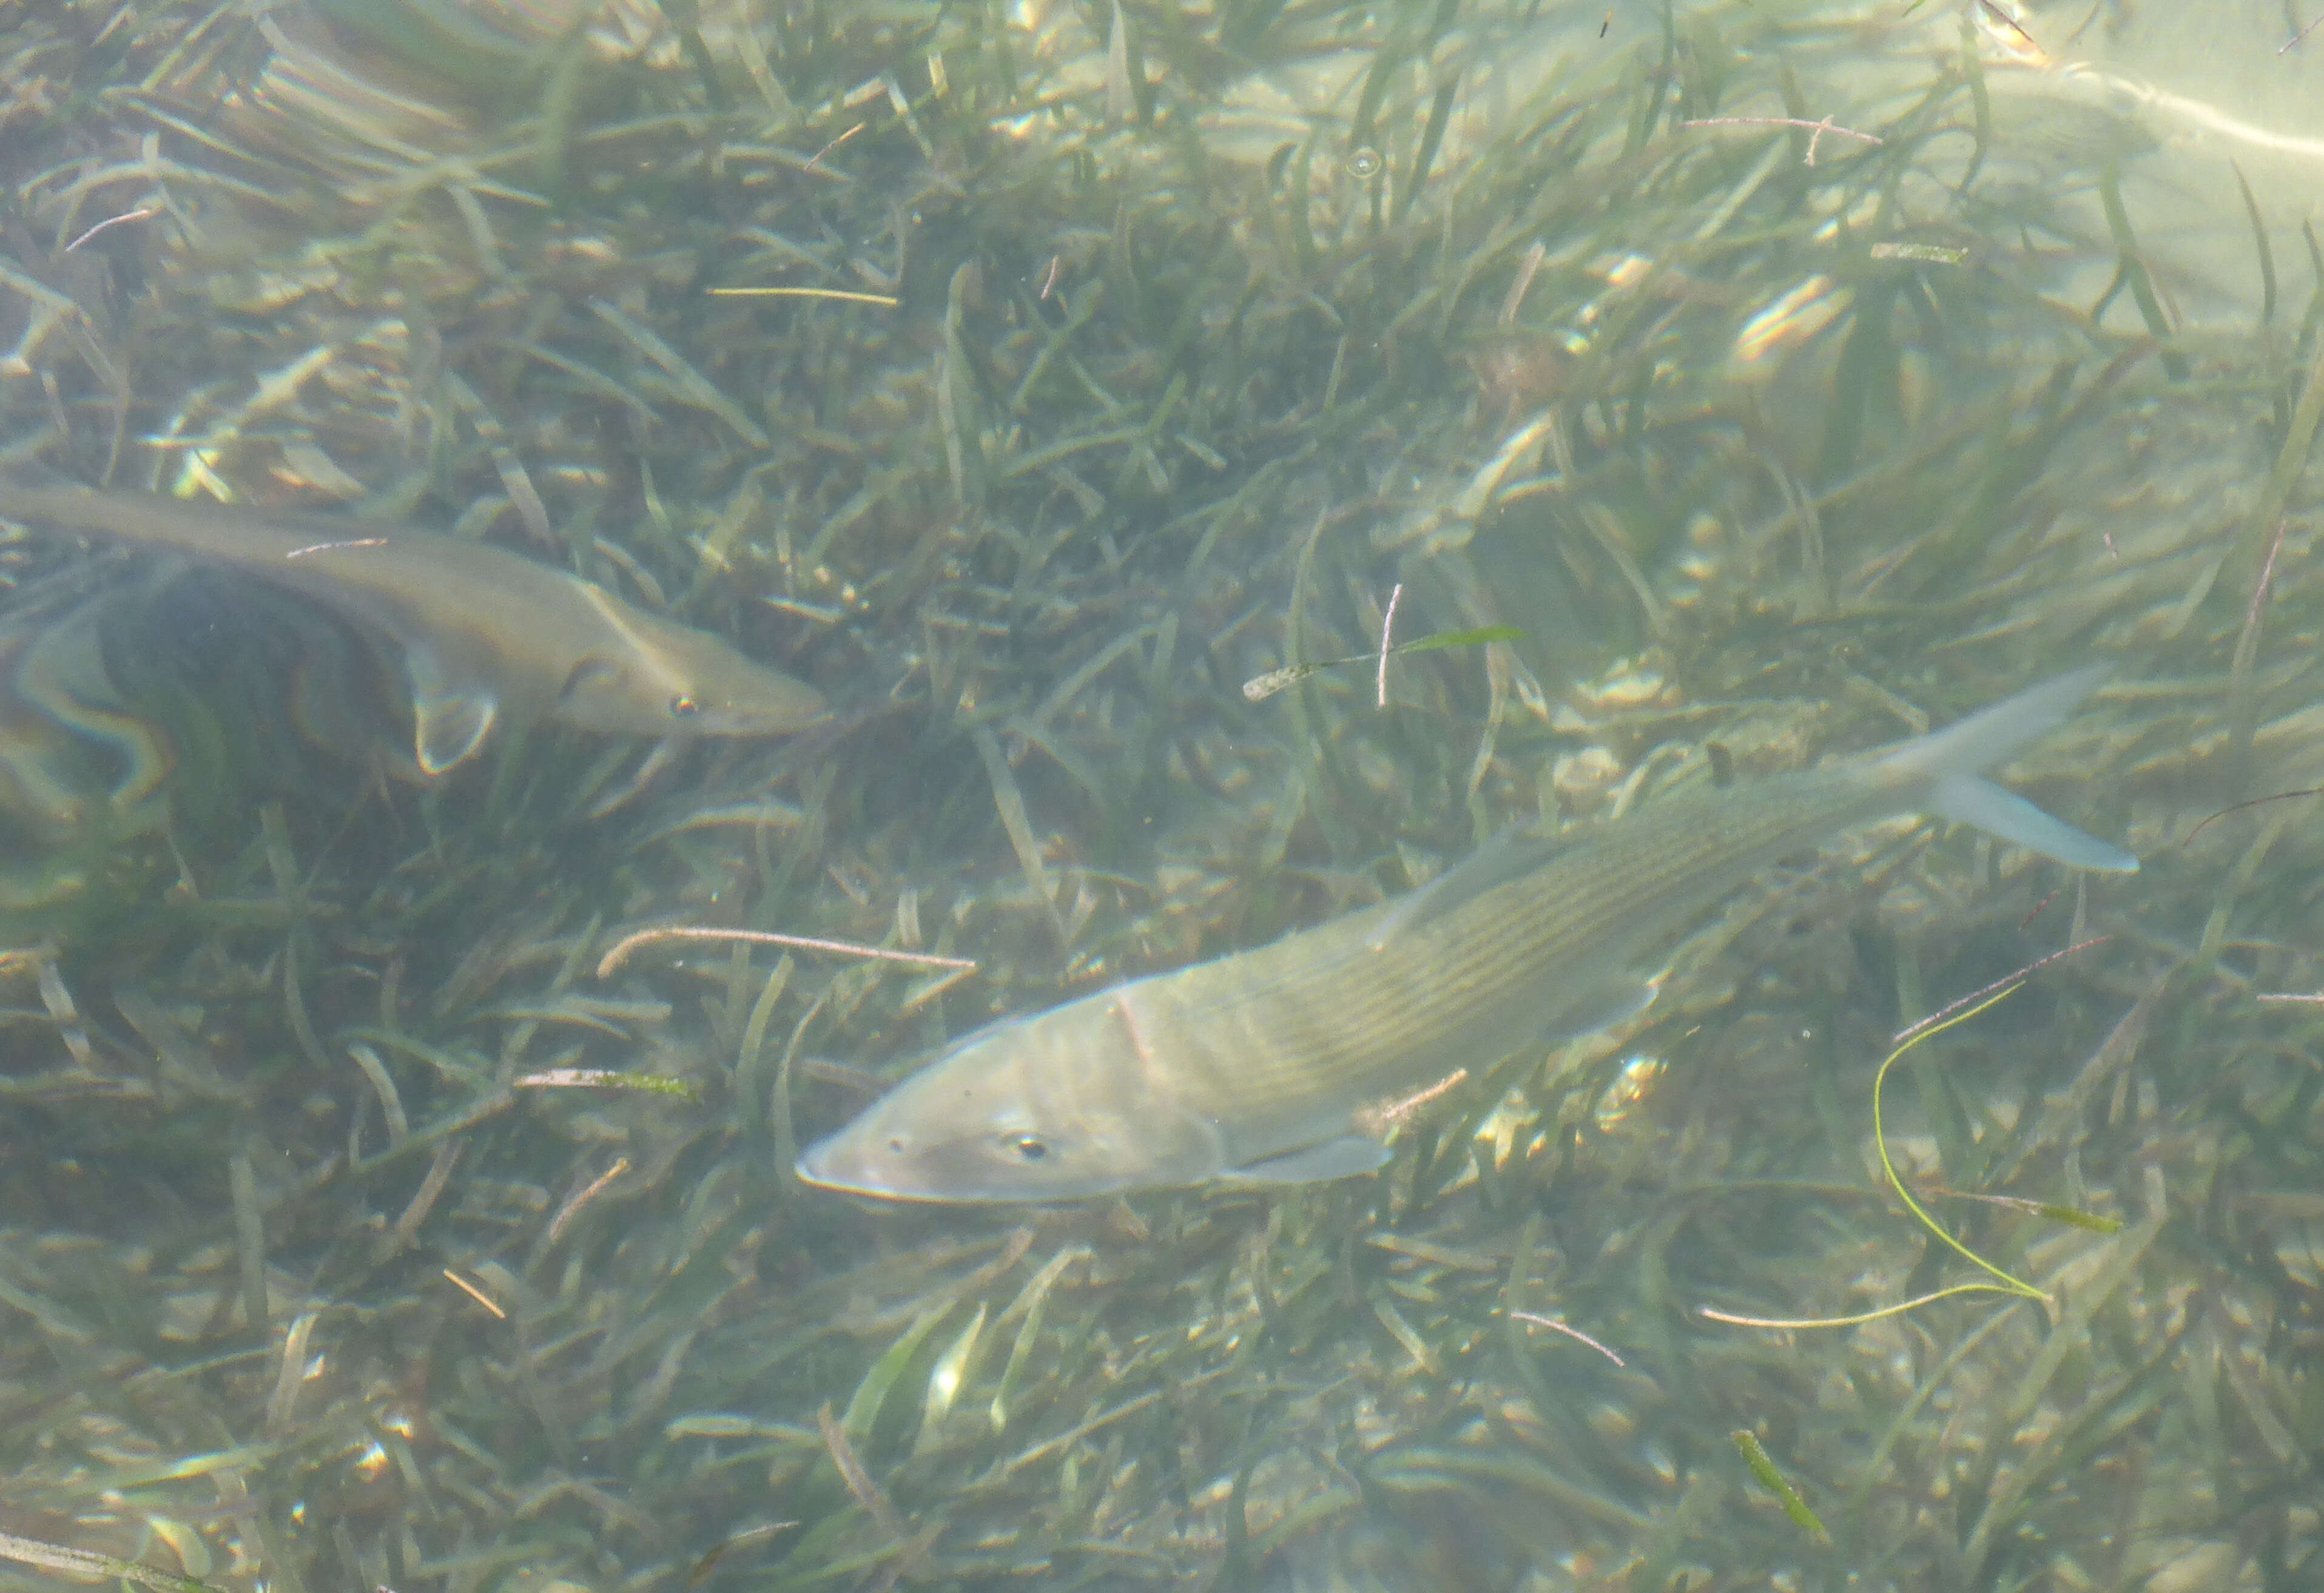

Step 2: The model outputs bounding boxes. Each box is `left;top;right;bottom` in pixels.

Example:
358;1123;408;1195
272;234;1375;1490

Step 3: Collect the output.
0;0;2319;1589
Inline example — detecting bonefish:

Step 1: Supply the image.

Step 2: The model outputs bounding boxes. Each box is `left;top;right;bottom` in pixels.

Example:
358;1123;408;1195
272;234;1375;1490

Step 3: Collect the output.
798;669;2137;1202
0;472;825;774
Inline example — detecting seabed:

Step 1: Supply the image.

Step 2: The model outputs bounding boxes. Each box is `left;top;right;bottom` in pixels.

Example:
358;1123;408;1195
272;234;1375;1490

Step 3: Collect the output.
0;2;2319;1590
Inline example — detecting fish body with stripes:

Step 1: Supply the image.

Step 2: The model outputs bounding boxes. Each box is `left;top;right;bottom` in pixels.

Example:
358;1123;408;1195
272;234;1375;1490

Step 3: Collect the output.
797;670;2138;1203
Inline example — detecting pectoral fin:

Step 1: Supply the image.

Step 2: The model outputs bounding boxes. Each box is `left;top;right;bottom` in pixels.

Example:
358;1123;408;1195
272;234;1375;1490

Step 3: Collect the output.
404;644;497;775
1223;1135;1392;1186
1367;824;1571;949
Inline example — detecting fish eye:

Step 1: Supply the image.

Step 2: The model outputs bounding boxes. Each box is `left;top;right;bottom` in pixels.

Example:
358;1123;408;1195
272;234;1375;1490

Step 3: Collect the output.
1005;1134;1048;1162
669;693;701;718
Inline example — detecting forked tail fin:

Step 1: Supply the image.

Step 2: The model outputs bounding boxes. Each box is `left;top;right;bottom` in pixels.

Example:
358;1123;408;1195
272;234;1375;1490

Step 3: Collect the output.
1867;667;2139;872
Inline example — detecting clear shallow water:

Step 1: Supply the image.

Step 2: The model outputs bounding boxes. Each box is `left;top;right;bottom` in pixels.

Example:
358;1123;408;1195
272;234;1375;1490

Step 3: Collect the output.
0;2;2317;1591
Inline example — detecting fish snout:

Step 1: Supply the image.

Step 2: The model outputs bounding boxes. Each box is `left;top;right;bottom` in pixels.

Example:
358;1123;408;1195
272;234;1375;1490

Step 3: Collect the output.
685;676;827;735
792;1127;871;1193
794;1111;1128;1203
794;1117;938;1199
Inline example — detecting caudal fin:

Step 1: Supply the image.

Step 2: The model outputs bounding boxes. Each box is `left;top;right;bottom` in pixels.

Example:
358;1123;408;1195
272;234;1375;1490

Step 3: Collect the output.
1868;667;2138;873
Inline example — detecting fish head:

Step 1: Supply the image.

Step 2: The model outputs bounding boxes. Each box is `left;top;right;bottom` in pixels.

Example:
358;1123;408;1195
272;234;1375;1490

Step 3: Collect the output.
795;1002;1225;1202
554;591;826;738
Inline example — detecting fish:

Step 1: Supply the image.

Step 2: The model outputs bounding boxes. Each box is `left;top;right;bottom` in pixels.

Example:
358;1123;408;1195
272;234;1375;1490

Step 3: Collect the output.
0;474;826;774
796;669;2140;1203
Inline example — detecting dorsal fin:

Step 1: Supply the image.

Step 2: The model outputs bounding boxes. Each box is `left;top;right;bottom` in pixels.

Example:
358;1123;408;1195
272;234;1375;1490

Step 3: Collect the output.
1366;824;1572;949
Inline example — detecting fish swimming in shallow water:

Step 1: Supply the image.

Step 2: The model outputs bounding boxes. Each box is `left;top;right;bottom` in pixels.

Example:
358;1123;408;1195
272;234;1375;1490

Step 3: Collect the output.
0;474;826;773
797;669;2139;1203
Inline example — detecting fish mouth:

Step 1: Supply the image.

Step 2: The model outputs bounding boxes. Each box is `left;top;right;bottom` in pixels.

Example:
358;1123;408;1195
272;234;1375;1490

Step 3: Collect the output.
729;684;829;732
792;1134;1107;1205
792;1135;945;1202
684;694;828;736
790;1136;852;1191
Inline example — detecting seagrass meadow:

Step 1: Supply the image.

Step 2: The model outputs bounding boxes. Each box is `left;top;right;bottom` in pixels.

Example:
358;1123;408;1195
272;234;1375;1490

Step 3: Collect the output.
0;0;2319;1589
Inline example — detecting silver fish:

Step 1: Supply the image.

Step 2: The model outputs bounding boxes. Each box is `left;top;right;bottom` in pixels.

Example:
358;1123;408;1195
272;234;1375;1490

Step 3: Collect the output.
797;670;2138;1203
0;475;826;774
